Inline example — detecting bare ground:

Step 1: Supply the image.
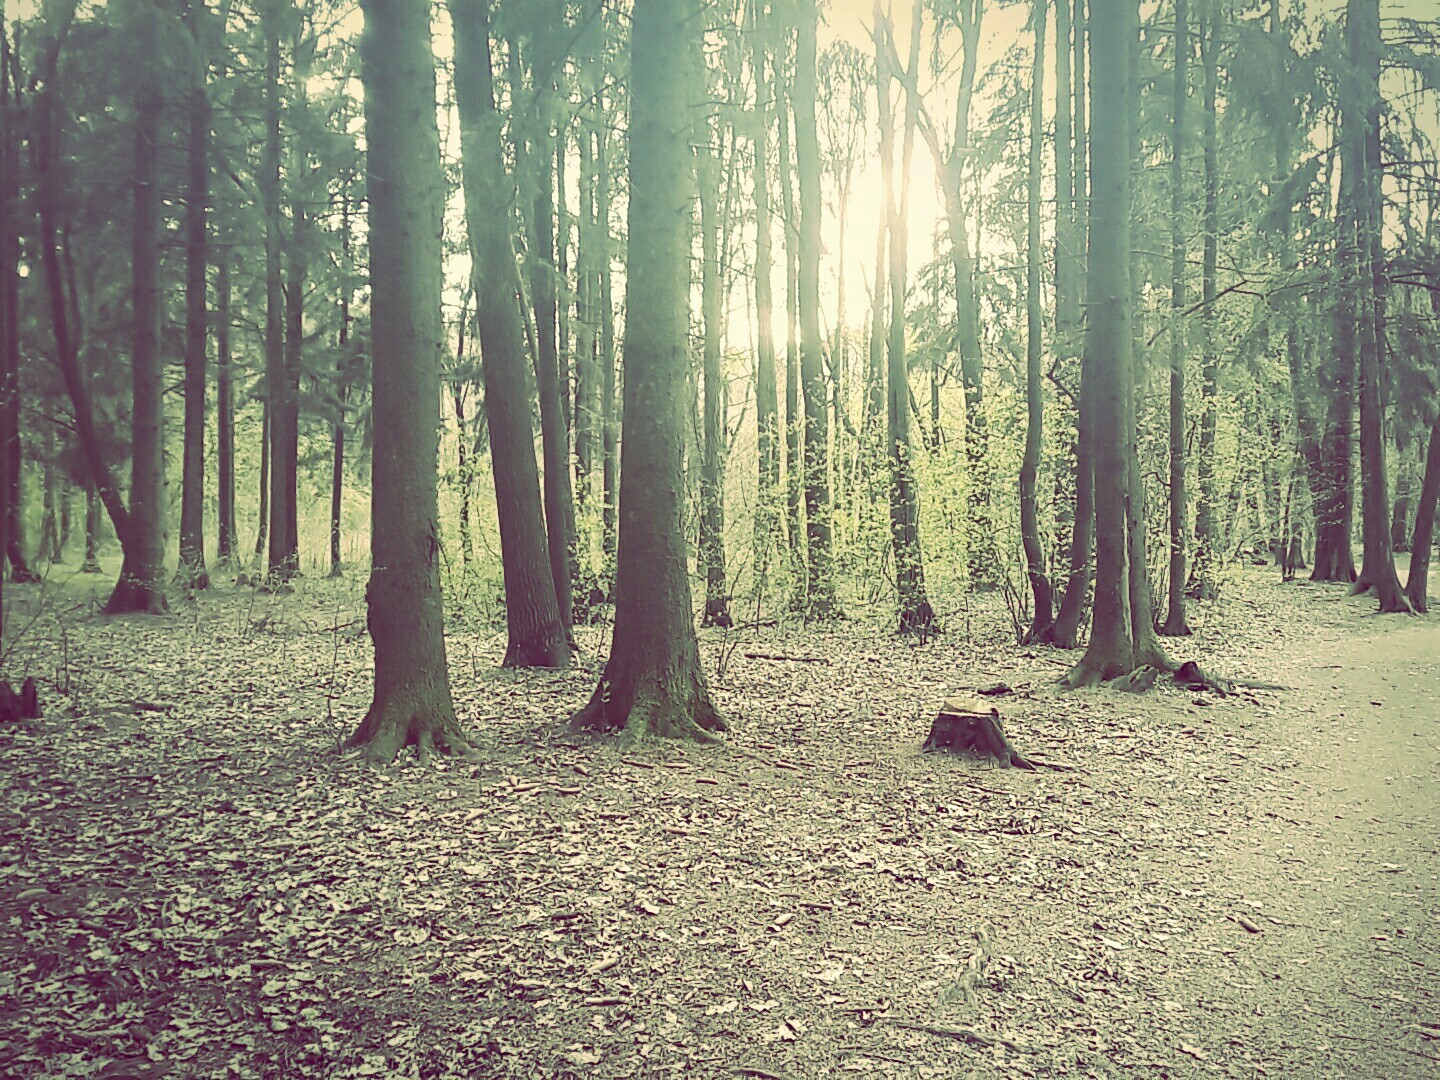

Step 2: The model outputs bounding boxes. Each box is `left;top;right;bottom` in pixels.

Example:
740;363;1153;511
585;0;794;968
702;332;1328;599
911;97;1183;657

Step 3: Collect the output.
0;563;1436;1078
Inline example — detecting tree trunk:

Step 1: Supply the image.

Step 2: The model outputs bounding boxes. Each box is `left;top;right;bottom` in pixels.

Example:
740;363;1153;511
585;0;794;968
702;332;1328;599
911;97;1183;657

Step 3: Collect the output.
215;258;236;564
521;16;576;636
1345;0;1406;611
261;2;293;585
597;89;618;577
1019;0;1052;641
81;478;102;573
877;0;932;637
796;0;836;618
750;6;780;581
1159;0;1192;636
254;402;269;561
777;69;803;579
1064;0;1133;687
698;135;732;628
349;0;468;764
108;1;169;615
1190;0;1220;600
1407;415;1440;613
571;0;724;742
178;1;209;590
451;0;568;668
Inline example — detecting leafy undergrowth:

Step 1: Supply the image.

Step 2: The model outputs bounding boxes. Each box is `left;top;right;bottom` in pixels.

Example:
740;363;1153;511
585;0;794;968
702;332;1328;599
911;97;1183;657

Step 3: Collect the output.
1;565;1437;1078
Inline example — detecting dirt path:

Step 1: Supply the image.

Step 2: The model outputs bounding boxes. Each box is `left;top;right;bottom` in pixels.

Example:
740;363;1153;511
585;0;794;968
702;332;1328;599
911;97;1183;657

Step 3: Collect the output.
1154;613;1440;1076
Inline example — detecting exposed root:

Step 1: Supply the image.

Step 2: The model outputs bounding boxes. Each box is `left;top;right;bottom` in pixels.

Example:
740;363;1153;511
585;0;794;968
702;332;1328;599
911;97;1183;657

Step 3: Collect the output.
570;685;726;745
348;696;473;765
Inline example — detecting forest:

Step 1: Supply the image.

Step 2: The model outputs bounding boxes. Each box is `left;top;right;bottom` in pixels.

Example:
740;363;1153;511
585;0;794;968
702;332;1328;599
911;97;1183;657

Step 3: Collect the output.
1;0;1439;1075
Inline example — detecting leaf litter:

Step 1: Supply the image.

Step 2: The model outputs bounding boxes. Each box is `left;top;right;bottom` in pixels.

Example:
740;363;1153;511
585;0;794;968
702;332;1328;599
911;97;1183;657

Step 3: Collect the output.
0;566;1437;1077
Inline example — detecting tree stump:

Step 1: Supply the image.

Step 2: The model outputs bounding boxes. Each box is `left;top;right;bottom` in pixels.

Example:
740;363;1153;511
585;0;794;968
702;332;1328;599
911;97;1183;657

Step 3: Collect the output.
922;697;1035;770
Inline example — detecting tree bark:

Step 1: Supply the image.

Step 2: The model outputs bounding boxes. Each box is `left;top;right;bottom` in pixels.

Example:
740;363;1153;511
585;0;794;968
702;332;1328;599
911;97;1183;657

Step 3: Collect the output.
261;1;293;585
349;0;468;764
1190;0;1220;600
877;0;933;636
1019;0;1052;641
777;67;803;579
698;133;732;628
749;4;781;581
796;0;837;618
451;0;568;668
1064;0;1133;687
1159;0;1192;636
571;0;725;743
215;258;236;565
1345;0;1407;611
178;0;210;590
107;0;169;615
1407;415;1440;613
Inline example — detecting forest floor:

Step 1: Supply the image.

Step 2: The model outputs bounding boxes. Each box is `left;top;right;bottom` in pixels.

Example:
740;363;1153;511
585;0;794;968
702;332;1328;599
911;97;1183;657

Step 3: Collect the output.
1;560;1438;1079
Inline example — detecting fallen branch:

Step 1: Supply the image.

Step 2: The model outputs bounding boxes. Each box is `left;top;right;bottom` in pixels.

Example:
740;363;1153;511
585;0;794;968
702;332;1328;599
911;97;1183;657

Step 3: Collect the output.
743;652;831;665
886;1019;1033;1054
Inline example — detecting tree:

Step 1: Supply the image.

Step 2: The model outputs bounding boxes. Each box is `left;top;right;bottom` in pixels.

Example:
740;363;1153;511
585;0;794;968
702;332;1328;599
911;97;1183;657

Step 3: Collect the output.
107;0;169;615
794;0;837;618
570;0;725;742
1344;0;1407;612
875;0;933;637
348;0;467;764
215;258;237;565
1064;0;1135;687
1190;0;1221;600
1019;0;1052;641
1159;0;1192;636
698;124;733;629
177;0;210;591
451;0;568;668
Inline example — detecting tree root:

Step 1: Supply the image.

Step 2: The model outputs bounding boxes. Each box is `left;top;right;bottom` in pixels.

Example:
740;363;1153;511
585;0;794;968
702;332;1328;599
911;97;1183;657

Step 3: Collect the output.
348;695;473;765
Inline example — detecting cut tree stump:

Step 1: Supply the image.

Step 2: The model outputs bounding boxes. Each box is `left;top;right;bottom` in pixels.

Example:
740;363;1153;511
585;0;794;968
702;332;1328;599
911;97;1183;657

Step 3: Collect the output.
922;697;1035;770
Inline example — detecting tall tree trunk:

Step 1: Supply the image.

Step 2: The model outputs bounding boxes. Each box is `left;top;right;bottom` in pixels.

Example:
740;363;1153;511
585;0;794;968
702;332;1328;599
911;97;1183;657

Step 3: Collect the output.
215;258;236;564
1064;0;1133;687
796;0;836;618
179;0;210;589
877;0;932;636
520;11;576;635
330;190;354;578
571;0;725;743
698;135;732;628
750;5;780;579
349;0;468;764
1159;0;1192;636
1190;0;1220;599
1407;415;1440;613
1346;0;1406;610
597;88;618;576
1049;0;1092;648
1019;0;1052;641
451;0;568;668
261;2;292;585
778;68;803;576
254;402;269;560
40;426;60;562
108;0;169;615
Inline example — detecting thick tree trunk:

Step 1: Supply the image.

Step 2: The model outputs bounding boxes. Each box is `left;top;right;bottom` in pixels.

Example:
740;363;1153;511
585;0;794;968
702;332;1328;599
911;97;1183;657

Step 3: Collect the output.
215;259;236;564
1064;0;1133;687
178;7;209;589
349;0;468;764
796;0;837;619
451;0;568;668
1019;0;1052;642
571;0;724;743
1345;0;1406;611
109;3;169;615
1160;0;1192;637
260;4;293;586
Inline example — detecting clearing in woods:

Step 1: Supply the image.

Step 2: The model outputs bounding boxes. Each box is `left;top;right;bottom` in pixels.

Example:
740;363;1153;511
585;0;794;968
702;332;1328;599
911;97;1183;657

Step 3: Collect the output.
0;563;1437;1077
